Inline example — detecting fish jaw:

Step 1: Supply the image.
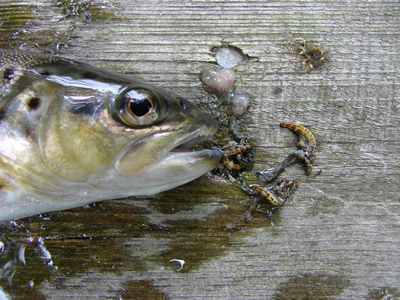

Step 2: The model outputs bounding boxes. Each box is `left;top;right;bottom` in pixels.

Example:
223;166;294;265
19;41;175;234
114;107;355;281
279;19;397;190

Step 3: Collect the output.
136;148;222;194
104;148;222;197
113;123;222;195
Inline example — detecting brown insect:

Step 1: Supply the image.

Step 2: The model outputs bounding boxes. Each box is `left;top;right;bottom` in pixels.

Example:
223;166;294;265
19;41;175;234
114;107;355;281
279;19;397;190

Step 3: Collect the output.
251;179;297;206
220;139;253;171
280;122;316;150
280;122;320;176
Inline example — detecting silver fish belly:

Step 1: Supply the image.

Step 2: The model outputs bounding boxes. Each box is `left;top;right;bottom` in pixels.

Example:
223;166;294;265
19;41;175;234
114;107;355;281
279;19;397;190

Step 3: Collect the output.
0;49;221;221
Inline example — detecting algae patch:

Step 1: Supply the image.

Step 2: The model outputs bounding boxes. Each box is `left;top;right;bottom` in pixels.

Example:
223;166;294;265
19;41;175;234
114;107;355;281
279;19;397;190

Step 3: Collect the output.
274;273;350;299
0;4;70;51
57;0;92;17
0;5;36;47
0;1;119;52
56;0;120;20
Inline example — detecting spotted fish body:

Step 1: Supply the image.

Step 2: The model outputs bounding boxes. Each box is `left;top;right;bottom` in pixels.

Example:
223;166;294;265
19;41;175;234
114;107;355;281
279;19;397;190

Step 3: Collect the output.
0;49;221;221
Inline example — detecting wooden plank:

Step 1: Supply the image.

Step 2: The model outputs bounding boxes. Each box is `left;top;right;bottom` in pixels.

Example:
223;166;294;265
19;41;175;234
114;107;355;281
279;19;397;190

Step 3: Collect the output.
0;0;399;298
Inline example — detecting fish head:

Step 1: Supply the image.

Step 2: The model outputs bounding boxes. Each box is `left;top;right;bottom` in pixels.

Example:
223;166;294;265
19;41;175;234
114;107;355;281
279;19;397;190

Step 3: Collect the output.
0;51;222;205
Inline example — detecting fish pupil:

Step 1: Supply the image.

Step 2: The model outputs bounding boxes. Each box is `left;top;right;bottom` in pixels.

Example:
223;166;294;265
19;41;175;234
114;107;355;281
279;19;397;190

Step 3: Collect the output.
129;97;152;117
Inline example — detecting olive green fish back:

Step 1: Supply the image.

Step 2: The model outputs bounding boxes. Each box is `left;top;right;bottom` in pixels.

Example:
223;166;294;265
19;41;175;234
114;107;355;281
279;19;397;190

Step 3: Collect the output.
0;48;59;109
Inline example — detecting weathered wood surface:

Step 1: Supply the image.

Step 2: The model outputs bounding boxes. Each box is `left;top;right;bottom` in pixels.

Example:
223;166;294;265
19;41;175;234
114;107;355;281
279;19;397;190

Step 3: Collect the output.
1;1;399;299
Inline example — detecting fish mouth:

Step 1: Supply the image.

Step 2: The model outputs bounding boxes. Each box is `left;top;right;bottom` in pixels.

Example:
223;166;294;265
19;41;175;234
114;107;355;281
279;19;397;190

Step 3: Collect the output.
168;126;218;153
117;125;222;175
170;135;209;152
159;125;222;165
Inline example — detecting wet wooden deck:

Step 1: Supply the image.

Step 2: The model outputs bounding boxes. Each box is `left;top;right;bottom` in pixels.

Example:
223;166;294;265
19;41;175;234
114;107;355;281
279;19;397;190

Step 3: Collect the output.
1;0;399;298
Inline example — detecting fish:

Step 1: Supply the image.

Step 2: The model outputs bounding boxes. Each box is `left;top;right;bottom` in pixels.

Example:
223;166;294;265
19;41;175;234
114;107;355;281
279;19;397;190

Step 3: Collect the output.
0;48;222;221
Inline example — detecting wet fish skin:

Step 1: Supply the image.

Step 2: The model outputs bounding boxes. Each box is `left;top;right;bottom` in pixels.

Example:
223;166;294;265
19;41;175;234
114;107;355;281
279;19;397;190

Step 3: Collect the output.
0;49;221;221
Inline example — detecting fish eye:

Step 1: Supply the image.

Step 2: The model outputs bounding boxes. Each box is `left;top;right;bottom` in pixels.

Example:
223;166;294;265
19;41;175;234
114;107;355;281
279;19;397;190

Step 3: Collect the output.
115;88;164;127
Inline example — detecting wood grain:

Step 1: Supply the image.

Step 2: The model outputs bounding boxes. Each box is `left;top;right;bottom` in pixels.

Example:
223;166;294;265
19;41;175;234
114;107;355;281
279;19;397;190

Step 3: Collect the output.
0;0;399;298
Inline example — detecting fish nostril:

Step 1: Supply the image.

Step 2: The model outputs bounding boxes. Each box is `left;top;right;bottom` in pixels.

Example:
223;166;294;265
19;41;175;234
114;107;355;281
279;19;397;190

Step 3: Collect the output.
179;99;189;111
179;98;199;114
